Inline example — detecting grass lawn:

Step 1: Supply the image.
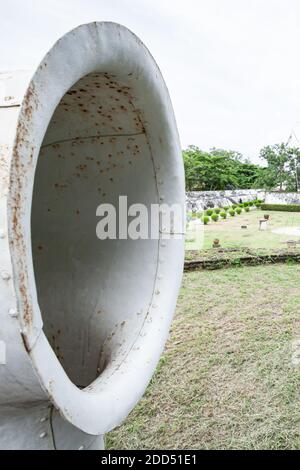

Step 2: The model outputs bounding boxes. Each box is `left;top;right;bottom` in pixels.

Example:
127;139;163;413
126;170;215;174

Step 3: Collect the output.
198;209;300;251
106;264;300;450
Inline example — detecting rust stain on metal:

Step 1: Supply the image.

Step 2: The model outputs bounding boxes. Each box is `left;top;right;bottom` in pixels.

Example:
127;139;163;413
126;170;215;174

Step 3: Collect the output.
10;83;39;328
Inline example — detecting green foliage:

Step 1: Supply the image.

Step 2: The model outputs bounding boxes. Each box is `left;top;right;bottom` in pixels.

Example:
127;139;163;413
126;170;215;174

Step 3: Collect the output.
214;208;221;214
232;204;238;209
260;204;300;212
223;206;229;211
243;202;249;207
184;140;300;192
206;209;214;216
245;207;250;212
238;203;244;207
220;211;227;219
211;213;219;222
236;207;242;214
259;144;289;190
183;146;262;191
258;142;300;191
202;215;210;224
229;209;236;216
248;201;254;207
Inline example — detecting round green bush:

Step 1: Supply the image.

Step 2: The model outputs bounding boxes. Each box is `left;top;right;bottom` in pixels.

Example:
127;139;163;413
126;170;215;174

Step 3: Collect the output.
245;206;250;212
232;204;238;209
255;202;261;208
238;203;244;207
211;213;219;222
206;209;213;216
214;208;221;214
229;209;235;216
202;215;210;225
243;202;249;207
223;206;229;211
248;201;254;207
220;211;227;219
236;207;242;214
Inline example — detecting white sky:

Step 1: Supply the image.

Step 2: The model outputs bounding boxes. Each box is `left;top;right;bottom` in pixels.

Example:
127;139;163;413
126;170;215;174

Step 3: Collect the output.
1;0;300;163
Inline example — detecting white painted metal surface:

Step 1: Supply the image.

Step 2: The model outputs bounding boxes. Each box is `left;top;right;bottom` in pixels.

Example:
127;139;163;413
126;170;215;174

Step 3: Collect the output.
0;22;184;449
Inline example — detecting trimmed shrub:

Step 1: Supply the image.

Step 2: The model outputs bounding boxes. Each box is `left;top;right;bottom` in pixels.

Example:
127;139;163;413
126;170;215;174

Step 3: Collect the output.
223;206;229;211
254;202;261;208
229;209;235;216
211;213;219;222
238;203;244;207
248;201;254;207
244;206;250;212
257;199;263;203
260;204;300;212
214;208;221;214
220;211;227;219
202;215;210;224
206;209;214;216
232;204;238;209
236;207;242;214
243;202;249;207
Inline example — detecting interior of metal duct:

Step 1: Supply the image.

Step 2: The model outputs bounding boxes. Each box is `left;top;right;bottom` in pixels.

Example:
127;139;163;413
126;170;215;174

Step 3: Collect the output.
31;72;159;387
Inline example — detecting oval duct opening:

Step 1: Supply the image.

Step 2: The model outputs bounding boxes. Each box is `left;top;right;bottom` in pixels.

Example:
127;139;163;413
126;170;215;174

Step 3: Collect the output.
31;72;160;387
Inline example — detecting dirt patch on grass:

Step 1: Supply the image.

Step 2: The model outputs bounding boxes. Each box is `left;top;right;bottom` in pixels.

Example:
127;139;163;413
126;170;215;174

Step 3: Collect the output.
185;248;300;270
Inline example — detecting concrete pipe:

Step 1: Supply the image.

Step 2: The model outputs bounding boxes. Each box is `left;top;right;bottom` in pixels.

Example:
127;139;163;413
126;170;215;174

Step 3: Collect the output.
0;22;185;450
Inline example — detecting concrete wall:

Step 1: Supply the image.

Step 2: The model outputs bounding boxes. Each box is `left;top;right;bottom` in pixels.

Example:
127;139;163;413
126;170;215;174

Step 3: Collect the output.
186;189;266;212
264;192;300;205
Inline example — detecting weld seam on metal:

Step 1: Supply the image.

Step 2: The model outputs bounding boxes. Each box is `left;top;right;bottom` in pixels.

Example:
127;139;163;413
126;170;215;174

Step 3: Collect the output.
0;104;21;109
159;231;185;235
49;406;57;450
21;327;43;354
41;132;145;149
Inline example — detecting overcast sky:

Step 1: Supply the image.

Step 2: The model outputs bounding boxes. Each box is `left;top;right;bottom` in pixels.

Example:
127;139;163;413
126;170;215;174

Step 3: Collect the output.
1;0;300;162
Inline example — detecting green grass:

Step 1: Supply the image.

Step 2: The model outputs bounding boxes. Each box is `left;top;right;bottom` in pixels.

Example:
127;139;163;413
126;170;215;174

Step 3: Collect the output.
107;264;300;450
198;209;300;251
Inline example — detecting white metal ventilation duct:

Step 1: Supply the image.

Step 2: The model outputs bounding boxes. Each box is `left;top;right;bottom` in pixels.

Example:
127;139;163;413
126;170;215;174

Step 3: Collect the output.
0;22;185;450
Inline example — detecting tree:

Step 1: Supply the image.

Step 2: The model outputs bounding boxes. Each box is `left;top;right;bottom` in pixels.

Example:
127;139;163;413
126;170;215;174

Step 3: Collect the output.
183;143;300;192
251;166;278;190
183;146;262;191
286;146;300;192
259;143;290;191
234;160;261;188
